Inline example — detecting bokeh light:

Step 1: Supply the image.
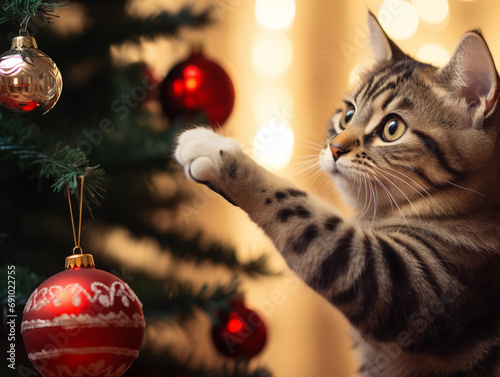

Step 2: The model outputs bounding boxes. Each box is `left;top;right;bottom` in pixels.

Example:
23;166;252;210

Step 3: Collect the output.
378;0;419;40
416;43;450;66
255;0;296;32
254;118;294;169
252;35;293;76
253;86;293;123
412;0;449;24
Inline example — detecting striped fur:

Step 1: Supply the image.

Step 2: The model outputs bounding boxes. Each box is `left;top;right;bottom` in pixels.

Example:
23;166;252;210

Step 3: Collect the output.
175;13;500;377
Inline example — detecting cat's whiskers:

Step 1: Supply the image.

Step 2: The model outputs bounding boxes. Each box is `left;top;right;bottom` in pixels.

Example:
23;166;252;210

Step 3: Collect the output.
289;154;327;190
308;167;329;190
370;173;379;221
358;174;367;218
296;137;325;150
360;174;373;219
374;169;420;220
289;155;320;175
372;173;395;214
444;180;485;196
290;137;324;172
353;172;364;210
379;165;448;215
291;137;333;189
296;152;323;160
293;155;322;166
358;171;375;220
378;165;428;198
370;172;409;223
366;169;393;205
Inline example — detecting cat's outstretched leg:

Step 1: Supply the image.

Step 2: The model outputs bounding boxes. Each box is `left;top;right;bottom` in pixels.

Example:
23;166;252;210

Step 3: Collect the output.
175;127;307;220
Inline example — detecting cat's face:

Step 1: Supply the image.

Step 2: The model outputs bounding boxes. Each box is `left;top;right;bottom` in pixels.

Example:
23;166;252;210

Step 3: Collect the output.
319;13;500;216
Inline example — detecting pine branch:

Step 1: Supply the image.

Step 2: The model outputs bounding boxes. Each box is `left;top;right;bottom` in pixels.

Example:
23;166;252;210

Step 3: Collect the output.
0;119;106;206
45;147;106;205
0;0;64;30
147;5;213;35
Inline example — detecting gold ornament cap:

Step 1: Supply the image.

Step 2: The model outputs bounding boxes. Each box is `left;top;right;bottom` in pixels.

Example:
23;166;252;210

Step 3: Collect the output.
65;252;95;269
11;35;38;50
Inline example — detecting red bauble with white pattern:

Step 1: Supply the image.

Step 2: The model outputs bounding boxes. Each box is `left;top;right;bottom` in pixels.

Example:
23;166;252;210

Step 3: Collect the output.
21;255;145;377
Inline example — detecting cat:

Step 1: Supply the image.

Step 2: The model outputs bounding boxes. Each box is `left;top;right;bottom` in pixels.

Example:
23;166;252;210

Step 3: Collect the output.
175;12;500;377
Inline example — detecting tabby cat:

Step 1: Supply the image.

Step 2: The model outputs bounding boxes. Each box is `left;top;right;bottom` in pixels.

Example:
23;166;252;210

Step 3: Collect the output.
175;13;500;377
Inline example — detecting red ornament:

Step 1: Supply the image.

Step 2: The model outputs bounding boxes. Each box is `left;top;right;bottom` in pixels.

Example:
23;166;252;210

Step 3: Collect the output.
160;48;235;128
211;298;267;359
21;254;145;377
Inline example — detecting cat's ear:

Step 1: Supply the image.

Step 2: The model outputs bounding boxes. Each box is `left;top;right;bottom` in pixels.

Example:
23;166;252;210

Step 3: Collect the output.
367;11;406;62
437;31;499;115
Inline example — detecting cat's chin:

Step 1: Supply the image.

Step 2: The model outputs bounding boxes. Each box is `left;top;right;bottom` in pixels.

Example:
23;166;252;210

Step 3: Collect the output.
318;147;338;174
330;174;355;200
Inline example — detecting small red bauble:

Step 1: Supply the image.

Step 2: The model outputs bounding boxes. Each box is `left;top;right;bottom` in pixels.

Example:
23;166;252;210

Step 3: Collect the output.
21;254;145;377
160;48;235;128
211;299;267;359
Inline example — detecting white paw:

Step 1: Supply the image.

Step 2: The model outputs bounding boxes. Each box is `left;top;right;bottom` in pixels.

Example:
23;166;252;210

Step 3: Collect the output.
175;127;241;185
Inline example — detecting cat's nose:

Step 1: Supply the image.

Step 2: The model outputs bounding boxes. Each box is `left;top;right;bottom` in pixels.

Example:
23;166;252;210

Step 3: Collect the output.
330;143;350;161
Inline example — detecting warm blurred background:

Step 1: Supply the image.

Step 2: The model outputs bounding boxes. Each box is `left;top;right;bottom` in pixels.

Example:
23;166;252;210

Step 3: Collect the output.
1;1;498;377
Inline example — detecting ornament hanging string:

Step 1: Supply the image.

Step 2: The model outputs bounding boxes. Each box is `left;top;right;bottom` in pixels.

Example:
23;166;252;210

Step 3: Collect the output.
67;176;84;255
19;17;29;36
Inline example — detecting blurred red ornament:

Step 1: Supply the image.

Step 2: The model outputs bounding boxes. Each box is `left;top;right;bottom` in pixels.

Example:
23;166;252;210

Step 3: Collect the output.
211;298;267;359
21;254;145;377
160;47;235;128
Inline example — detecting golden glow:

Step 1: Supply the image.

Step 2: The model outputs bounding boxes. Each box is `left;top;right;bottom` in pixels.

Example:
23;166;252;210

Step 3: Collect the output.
378;0;419;40
255;0;296;32
252;35;293;76
253;86;293;123
416;43;450;66
254;118;294;170
412;0;449;24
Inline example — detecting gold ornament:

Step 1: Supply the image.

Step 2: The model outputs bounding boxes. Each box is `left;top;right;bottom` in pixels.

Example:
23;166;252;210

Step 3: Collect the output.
65;253;95;269
0;34;62;118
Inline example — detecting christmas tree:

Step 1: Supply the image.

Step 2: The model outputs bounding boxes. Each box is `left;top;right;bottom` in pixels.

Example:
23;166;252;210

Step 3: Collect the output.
0;1;275;376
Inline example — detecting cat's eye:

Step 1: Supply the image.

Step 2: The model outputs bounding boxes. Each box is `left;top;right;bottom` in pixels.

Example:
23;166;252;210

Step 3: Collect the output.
382;118;406;142
340;105;355;129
